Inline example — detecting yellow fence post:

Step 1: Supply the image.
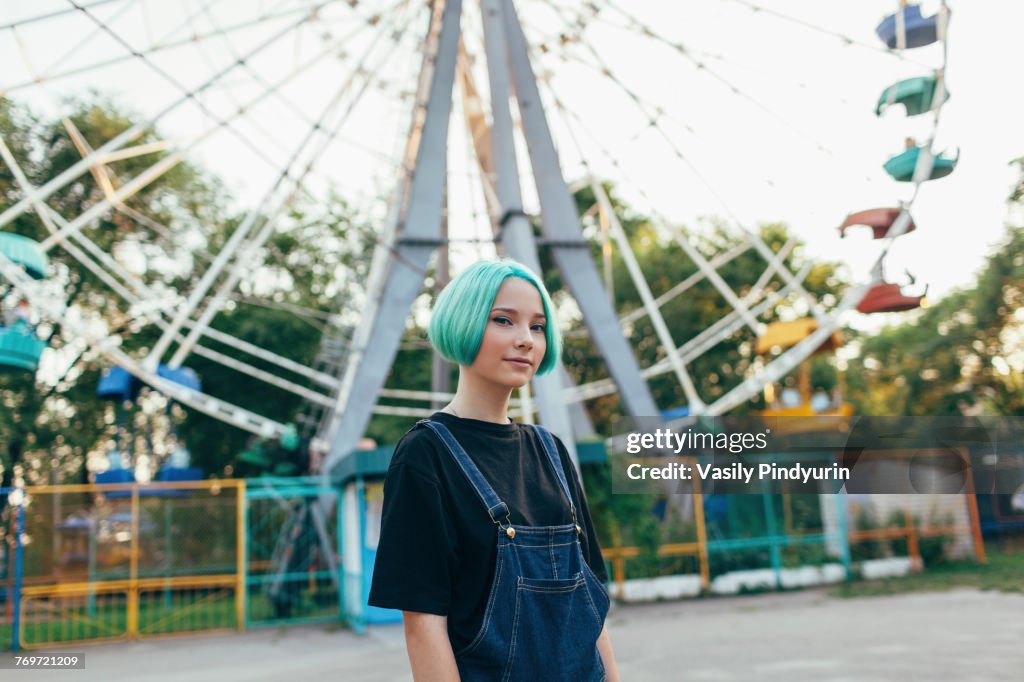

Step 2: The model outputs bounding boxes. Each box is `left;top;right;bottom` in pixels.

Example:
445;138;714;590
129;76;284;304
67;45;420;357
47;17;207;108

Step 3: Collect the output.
237;480;246;632
902;504;921;571
691;457;711;590
128;485;139;638
963;455;987;564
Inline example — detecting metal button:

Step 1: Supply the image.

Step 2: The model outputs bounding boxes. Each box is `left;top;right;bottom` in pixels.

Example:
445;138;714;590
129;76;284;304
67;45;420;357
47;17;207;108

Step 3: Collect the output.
575;524;582;535
506;527;516;539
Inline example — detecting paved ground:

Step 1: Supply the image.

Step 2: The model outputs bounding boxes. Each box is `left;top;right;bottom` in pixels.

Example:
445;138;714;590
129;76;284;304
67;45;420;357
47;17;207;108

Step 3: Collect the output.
2;588;1022;681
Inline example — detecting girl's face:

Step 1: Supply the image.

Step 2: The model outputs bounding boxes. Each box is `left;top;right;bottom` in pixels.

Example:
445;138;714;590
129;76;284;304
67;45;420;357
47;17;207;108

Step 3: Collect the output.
468;277;547;389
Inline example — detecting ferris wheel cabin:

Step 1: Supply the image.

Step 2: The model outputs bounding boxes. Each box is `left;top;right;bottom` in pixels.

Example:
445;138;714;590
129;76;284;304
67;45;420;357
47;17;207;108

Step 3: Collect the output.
755;319;853;431
839;208;917;239
875;3;943;50
0;232;49;372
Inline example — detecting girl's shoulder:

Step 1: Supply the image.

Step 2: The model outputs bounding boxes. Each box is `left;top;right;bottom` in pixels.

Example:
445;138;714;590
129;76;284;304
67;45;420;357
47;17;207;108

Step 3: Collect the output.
390;422;446;473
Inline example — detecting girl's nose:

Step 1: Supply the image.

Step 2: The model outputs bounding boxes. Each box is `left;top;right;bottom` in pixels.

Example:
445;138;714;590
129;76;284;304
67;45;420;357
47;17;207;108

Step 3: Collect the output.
516;325;533;347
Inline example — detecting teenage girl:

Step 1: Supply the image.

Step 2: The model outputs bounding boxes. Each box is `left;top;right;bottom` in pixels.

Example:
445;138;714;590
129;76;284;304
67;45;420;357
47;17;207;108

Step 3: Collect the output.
368;259;620;681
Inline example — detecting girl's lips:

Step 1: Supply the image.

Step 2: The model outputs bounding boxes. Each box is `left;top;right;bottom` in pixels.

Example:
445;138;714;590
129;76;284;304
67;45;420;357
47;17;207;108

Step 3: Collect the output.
505;359;531;368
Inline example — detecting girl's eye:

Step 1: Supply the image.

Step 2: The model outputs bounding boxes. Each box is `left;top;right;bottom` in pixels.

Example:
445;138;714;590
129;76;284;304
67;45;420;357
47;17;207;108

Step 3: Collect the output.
492;316;545;332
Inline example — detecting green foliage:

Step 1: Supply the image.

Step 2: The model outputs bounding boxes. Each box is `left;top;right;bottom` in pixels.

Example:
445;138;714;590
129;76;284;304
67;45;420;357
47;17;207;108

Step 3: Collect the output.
580;461;663;578
845;222;1024;416
850;508;887;560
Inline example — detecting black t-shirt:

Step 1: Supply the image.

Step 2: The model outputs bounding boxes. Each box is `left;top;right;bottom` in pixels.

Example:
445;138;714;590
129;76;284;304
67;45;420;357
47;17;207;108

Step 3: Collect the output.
367;412;608;652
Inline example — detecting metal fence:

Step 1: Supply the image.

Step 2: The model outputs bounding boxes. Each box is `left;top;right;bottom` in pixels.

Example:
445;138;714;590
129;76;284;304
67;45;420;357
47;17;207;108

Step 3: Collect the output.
1;478;361;651
245;477;344;627
10;480;244;650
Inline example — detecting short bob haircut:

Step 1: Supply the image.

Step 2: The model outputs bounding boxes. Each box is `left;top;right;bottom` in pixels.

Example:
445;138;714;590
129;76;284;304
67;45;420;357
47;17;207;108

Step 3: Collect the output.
428;259;561;376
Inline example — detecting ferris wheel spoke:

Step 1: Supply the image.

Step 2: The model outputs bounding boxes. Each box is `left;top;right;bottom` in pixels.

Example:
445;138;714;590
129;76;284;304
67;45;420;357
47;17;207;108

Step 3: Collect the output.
0;131;158;303
38;0;146;85
586;3;857;110
58;117;222;270
720;0;933;69
545;63;799;348
163;1;421;370
536;73;707;409
590;179;705;410
541;0;835;159
186;0;414;162
28;14;386;260
1;0;127;30
0;246;291;438
0;0;339;232
64;0;389;198
599;0;835;159
556;90;766;341
0;163;343;402
569;257;813;406
1;1;322;95
0;135;144;305
546;87;764;349
559;42;828;323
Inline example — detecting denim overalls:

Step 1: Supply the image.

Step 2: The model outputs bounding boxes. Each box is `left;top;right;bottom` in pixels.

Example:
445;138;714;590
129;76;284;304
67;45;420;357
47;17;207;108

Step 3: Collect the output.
417;419;610;681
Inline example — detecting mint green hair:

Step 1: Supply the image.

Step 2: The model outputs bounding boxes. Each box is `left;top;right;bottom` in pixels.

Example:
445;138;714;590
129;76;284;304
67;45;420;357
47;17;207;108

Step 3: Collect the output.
428;259;562;375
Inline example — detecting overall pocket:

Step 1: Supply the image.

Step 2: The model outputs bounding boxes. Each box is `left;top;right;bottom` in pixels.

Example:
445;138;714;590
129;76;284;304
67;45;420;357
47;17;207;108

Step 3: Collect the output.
502;572;605;682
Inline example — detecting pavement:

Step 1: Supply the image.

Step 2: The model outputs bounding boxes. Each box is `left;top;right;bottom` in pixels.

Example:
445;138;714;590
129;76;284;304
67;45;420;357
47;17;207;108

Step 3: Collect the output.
2;588;1022;681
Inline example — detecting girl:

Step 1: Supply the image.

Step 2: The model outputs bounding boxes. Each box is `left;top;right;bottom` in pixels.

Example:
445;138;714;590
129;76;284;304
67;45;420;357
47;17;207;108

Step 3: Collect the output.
368;259;620;681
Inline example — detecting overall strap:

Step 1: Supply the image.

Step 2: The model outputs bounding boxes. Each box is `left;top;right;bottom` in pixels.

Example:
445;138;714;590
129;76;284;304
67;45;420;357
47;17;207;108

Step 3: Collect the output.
415;419;512;529
531;424;580;531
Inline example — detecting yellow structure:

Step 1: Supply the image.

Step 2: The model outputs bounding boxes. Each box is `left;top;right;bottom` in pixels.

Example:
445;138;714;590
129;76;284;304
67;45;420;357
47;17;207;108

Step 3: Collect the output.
757;318;853;430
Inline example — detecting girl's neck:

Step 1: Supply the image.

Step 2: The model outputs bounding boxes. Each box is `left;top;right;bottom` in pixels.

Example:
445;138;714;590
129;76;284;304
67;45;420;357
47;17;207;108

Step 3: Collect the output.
445;370;514;424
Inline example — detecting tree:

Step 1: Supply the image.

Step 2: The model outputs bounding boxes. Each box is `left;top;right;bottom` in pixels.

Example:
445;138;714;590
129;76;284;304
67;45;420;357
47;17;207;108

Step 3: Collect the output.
845;162;1024;417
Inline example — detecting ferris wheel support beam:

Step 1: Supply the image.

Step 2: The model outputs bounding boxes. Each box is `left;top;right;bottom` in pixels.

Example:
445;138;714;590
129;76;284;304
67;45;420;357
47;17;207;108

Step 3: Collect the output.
457;36;597;444
501;0;659;420
314;0;450;453
480;0;577;465
323;0;464;478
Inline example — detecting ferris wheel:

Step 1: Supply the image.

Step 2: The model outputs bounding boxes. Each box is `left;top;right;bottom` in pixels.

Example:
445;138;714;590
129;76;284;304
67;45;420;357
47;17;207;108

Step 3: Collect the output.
0;1;954;474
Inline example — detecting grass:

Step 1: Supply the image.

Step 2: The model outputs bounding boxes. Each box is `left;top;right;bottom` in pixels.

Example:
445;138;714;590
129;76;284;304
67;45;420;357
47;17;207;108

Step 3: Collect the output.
832;546;1024;598
1;587;345;650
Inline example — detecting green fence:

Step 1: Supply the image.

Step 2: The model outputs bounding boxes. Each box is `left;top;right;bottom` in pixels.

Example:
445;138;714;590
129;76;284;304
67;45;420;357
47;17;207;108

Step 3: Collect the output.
245;477;344;627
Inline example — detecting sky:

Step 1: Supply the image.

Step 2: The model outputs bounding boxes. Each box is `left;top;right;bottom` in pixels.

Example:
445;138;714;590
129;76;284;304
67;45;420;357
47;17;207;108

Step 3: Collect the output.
2;0;1022;322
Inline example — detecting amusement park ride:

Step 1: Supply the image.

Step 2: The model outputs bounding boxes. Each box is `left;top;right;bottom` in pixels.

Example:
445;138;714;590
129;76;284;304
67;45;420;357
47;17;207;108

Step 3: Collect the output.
1;0;957;616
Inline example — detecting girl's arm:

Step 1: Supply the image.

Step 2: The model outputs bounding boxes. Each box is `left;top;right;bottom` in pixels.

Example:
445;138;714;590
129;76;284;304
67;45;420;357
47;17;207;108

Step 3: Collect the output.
597;624;622;681
403;611;461;681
